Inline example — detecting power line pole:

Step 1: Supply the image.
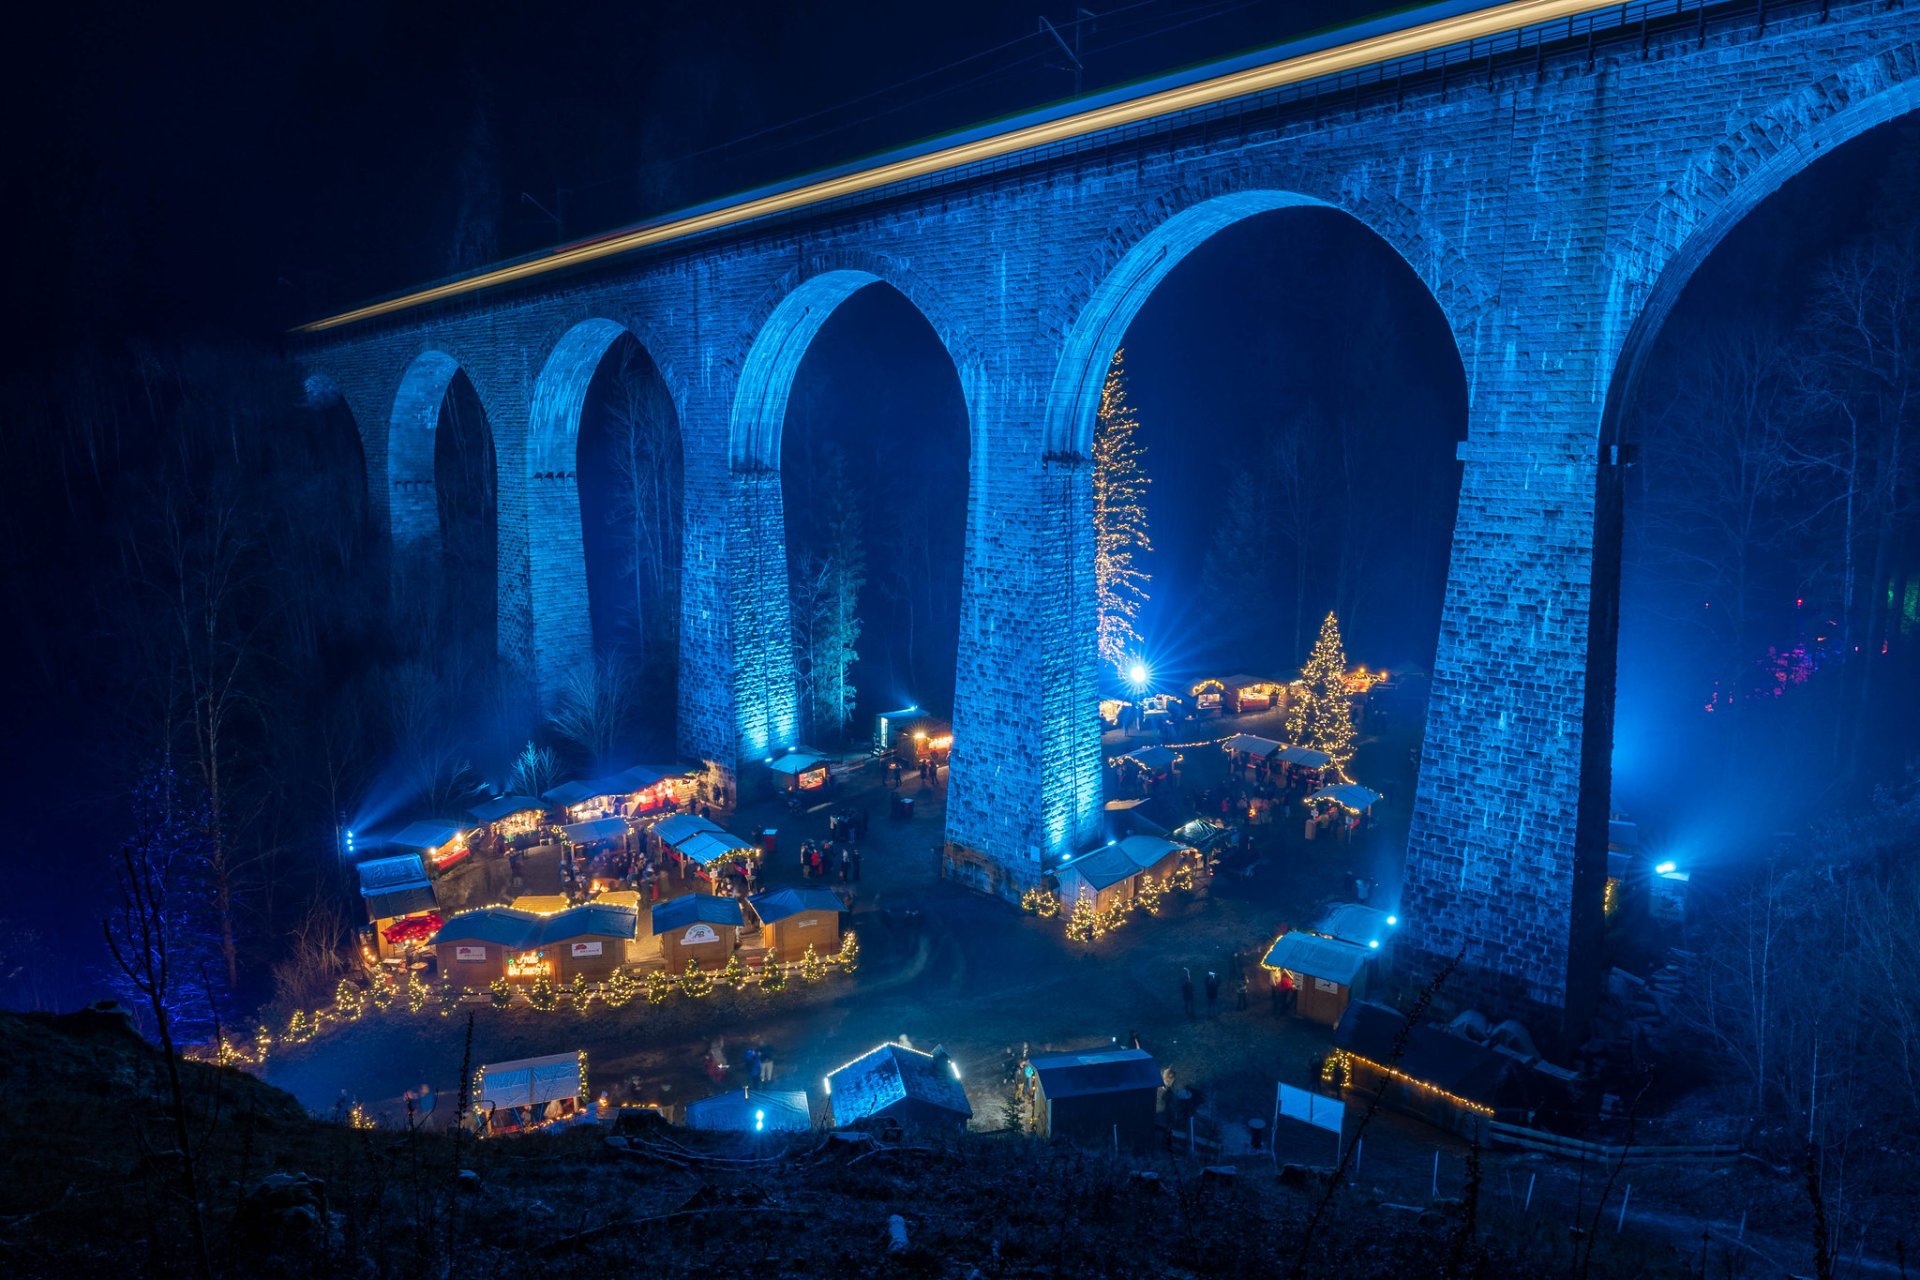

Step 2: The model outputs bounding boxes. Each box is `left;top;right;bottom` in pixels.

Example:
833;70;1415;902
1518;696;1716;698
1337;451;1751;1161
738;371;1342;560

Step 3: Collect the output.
1039;8;1098;94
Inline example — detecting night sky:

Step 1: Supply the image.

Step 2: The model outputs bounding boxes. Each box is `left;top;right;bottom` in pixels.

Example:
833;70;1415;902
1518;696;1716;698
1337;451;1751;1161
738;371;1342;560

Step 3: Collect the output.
3;1;1916;1000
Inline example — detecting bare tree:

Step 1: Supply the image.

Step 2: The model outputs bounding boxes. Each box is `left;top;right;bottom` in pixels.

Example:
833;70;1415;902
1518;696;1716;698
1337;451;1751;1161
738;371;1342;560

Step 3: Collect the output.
506;740;562;798
548;654;635;771
1636;320;1809;711
103;767;215;1280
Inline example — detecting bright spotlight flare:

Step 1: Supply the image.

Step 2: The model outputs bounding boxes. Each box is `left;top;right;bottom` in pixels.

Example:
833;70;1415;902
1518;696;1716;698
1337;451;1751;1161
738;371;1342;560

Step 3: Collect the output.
1127;659;1150;692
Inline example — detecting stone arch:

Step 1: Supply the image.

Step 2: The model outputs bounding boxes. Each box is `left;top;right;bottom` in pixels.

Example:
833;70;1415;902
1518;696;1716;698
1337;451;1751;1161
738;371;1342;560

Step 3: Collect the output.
387;350;464;563
730;255;976;471
723;260;975;762
1602;40;1920;438
1043;185;1484;458
524;317;686;709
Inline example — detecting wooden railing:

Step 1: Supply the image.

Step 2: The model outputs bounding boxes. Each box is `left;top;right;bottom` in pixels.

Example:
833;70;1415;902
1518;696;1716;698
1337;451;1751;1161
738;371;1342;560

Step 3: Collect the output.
1488;1120;1740;1164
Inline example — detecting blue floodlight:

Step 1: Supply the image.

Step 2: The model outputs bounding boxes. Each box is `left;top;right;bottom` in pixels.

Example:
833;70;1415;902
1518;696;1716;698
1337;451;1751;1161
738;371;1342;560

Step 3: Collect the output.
1127;660;1150;691
1385;914;1397;926
754;1108;765;1132
1655;860;1677;875
1368;939;1381;950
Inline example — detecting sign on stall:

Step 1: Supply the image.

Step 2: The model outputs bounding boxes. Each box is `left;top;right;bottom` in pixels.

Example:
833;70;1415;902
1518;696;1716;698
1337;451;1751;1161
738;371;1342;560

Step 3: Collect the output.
682;924;719;945
570;941;602;957
456;946;487;963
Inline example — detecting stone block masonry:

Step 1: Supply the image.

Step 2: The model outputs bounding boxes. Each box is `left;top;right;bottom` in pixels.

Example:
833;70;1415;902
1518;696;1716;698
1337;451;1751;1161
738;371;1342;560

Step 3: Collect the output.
294;1;1920;1040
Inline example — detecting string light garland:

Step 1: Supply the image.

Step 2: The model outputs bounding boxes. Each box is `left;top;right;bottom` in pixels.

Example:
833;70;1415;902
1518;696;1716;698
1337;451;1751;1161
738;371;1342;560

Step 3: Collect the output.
1328;1049;1495;1117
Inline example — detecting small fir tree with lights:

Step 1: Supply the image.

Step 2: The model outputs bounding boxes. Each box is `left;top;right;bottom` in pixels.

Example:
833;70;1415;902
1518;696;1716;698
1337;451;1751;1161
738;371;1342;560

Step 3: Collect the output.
1287;611;1357;777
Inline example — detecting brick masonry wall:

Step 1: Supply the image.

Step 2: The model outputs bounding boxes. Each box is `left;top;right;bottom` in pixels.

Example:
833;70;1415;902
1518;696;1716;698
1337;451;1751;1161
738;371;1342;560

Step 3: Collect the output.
294;1;1920;1034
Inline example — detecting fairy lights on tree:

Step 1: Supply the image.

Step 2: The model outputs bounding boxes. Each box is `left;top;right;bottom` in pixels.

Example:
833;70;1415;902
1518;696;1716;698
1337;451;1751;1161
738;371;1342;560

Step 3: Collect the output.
1093;349;1151;674
1287;611;1357;777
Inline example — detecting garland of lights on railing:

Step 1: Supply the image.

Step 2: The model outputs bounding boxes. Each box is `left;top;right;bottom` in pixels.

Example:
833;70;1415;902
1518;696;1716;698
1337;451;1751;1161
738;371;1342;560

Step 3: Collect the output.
194;930;860;1068
1323;1048;1494;1118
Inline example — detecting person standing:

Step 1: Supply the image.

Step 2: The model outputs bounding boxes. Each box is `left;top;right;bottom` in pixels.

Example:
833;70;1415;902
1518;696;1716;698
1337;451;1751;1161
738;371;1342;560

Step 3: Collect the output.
1205;970;1220;1017
1235;973;1250;1011
1181;968;1195;1019
851;848;862;882
759;1045;775;1083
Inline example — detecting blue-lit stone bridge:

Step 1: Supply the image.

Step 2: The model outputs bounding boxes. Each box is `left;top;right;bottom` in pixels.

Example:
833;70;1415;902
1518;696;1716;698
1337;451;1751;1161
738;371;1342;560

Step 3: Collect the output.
296;0;1920;1034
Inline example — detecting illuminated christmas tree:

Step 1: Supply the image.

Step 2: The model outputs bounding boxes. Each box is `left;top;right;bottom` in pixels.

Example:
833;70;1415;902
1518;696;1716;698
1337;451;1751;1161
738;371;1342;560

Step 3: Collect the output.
1093;349;1151;674
1287;611;1357;777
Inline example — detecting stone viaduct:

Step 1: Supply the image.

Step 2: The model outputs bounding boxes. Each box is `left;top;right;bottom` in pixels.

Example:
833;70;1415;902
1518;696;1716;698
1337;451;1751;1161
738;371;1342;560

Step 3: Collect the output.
295;0;1920;1035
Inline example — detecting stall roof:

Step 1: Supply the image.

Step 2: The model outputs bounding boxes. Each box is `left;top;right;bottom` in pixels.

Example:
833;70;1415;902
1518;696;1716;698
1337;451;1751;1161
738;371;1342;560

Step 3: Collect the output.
675;830;754;866
1223;734;1284;757
468;795;545;824
826;1044;971;1124
652;813;722;846
389;820;468;850
1057;846;1141;893
1029;1048;1163;1100
433;904;638;947
1221;673;1285;688
649;894;745;935
357;854;429;895
433;907;543;947
1278;745;1333;767
511;895;573;916
476;1052;582;1110
542;903;639;941
543;780;598;809
601;764;676;791
1334;1001;1518;1111
1261;931;1373;987
750;887;844;924
1116;834;1183;871
766;750;828;776
1312;783;1381;811
1314;903;1396;950
686;1088;812;1133
560;816;630;845
1171;817;1230;850
1123;745;1180;770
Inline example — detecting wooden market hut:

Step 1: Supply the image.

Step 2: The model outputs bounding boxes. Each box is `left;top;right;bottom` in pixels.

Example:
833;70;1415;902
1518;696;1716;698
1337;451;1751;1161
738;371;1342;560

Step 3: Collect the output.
1276;745;1332;779
1028;1048;1164;1152
356;854;440;961
1054;846;1144;915
541;902;640;981
1331;1002;1548;1143
388;820;474;875
432;907;542;986
825;1043;972;1132
684;1087;812;1133
560;815;631;852
1221;675;1288;714
1189;678;1227;716
467;795;548;842
650;894;744;970
1261;930;1373;1026
765;749;833;795
748;886;843;955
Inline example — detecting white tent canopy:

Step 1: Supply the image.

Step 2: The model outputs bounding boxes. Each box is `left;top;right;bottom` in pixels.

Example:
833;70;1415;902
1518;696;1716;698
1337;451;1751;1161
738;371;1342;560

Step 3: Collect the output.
1312;783;1381;811
1277;745;1332;768
475;1052;583;1111
1222;734;1283;757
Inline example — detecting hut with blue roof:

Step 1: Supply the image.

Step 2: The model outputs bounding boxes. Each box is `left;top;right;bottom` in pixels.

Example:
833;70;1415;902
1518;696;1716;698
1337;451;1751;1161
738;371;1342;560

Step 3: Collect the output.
824;1043;971;1132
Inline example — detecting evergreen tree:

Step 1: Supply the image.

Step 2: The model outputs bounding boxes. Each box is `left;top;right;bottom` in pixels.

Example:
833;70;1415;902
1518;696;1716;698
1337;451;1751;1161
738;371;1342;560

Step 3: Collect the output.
1093;350;1151;674
1287;611;1357;777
